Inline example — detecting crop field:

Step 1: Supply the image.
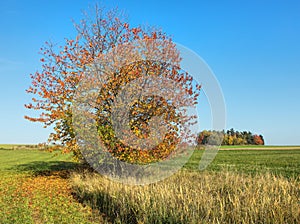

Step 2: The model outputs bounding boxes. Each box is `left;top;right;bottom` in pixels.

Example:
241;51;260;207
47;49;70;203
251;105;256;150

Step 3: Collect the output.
220;145;300;150
187;148;300;179
0;145;299;223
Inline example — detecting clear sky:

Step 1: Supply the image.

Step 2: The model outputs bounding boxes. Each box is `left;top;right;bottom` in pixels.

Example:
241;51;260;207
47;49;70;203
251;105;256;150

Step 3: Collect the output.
0;0;299;145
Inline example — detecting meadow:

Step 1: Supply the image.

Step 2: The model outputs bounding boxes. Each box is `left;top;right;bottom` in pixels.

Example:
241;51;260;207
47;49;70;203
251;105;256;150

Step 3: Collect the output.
0;145;299;223
0;147;103;223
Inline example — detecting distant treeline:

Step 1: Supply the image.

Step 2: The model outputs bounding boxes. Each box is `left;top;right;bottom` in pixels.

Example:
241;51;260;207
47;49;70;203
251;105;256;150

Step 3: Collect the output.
197;128;265;146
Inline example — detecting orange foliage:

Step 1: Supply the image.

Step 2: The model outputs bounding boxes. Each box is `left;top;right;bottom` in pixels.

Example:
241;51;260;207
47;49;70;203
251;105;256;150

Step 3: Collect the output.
25;6;200;163
253;135;264;145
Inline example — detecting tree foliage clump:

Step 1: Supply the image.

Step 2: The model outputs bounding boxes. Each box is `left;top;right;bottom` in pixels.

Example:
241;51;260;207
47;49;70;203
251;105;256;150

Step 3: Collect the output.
197;128;265;146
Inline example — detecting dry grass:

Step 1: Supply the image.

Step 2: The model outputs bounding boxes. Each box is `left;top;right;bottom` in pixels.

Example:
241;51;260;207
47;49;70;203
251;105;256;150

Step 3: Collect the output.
71;170;300;224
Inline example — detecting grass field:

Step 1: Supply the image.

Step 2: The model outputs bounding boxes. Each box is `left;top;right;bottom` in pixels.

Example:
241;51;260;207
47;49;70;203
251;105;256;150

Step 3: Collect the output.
0;145;299;223
220;145;300;150
0;148;103;223
186;149;300;179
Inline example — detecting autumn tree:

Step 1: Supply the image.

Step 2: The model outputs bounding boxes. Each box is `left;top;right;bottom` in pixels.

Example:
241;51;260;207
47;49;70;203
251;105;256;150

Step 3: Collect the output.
25;6;200;163
197;129;265;146
253;135;264;145
196;130;210;145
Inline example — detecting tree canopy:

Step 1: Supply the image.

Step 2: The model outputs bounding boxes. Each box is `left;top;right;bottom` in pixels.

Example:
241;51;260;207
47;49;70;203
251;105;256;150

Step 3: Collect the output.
25;6;200;163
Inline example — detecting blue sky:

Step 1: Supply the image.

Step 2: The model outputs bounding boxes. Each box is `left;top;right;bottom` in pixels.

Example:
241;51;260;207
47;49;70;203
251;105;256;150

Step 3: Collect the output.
0;0;299;145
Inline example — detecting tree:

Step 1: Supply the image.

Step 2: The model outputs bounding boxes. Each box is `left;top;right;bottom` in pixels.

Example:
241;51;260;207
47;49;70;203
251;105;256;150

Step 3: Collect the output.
253;135;264;145
228;135;234;145
245;131;253;144
259;135;265;145
25;6;200;163
196;130;210;145
233;136;246;145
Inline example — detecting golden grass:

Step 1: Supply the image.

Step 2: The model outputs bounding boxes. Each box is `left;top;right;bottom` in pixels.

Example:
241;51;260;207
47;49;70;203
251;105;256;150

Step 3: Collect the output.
71;170;300;223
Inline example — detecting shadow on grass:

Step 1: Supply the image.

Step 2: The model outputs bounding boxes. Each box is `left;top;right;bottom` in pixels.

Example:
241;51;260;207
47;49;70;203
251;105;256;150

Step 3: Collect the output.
75;189;139;224
10;161;84;178
0;147;13;151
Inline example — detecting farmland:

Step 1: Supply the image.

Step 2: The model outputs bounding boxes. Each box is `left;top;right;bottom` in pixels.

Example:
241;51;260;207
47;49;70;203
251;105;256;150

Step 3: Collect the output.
0;145;299;223
187;147;300;179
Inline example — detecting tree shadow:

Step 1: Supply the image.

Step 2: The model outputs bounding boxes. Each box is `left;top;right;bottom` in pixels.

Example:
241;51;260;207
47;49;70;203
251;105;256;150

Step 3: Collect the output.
10;161;83;178
0;147;12;150
75;189;139;224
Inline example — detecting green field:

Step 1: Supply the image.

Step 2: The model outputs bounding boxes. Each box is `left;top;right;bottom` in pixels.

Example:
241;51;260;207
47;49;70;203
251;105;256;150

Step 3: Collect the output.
0;148;103;223
0;145;299;223
186;149;300;179
220;145;300;149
